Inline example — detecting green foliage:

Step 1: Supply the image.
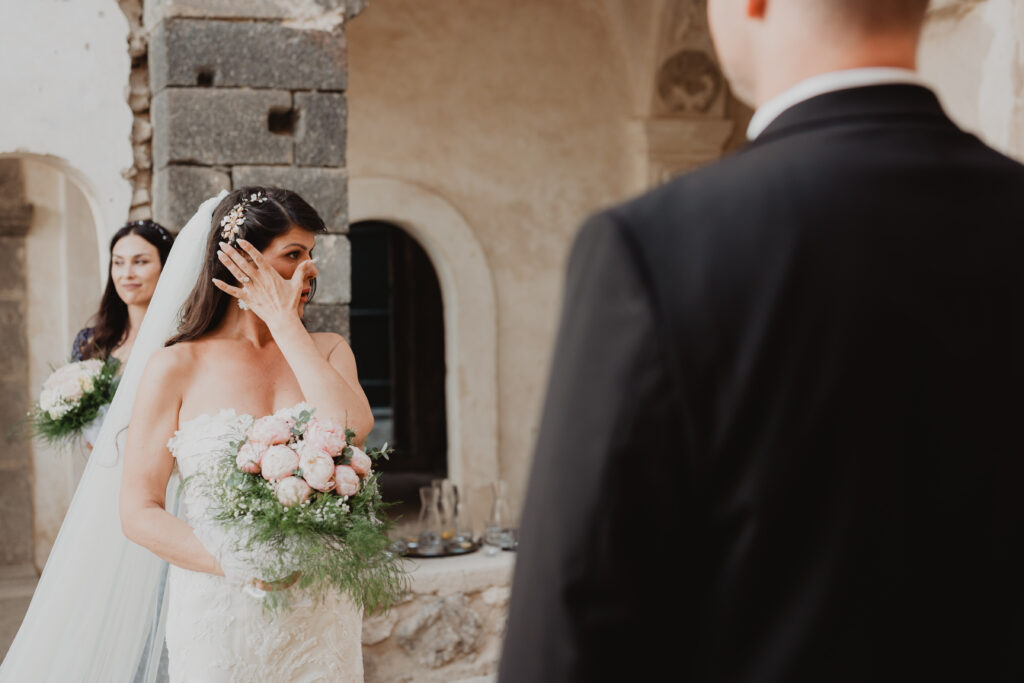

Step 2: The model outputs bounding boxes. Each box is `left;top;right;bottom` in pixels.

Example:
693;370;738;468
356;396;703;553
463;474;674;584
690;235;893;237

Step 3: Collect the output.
29;358;120;448
197;435;408;615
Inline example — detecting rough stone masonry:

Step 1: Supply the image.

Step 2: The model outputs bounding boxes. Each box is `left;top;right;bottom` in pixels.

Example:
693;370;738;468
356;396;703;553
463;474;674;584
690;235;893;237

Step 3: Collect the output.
149;1;361;338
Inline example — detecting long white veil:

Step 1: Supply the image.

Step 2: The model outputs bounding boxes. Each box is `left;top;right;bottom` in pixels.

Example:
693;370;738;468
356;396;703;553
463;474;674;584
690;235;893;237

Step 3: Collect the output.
0;192;227;682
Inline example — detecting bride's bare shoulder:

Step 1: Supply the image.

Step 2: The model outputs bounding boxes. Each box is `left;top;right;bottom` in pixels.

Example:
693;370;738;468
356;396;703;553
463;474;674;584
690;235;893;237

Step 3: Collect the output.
310;331;350;358
141;342;200;383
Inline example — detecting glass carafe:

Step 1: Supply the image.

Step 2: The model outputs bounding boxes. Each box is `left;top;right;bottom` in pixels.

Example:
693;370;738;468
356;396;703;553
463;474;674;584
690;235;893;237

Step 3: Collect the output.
417;485;444;556
483;481;517;553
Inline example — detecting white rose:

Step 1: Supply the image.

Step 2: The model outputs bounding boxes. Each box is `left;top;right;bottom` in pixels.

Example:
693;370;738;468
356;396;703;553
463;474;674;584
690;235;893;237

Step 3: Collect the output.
39;388;57;412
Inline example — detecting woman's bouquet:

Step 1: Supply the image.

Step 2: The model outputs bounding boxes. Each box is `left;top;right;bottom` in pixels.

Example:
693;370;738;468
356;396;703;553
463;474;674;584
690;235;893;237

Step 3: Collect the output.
199;403;406;612
30;358;120;446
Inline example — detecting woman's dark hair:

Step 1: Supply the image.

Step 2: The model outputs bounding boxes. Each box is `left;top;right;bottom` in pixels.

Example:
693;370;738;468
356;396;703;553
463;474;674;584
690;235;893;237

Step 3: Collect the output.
166;186;326;346
79;220;174;360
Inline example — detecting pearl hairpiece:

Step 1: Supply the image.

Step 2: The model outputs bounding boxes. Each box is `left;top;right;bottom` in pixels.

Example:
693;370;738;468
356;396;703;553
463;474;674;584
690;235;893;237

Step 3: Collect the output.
127;219;171;241
220;192;269;244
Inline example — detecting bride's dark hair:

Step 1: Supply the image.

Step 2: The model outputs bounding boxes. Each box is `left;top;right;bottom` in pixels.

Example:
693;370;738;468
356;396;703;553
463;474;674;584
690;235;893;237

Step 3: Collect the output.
166;186;326;346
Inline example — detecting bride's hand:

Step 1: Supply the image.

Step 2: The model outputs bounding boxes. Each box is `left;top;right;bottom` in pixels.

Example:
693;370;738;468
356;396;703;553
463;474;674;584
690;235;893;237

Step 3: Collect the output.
212;239;317;327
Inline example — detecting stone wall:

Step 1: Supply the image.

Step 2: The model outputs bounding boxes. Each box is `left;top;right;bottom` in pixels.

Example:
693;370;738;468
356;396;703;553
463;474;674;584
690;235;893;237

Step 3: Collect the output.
148;1;363;335
362;553;513;682
346;0;751;513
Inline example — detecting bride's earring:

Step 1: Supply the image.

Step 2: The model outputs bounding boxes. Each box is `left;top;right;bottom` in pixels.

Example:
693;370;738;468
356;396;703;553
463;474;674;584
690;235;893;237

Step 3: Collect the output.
238;300;249;311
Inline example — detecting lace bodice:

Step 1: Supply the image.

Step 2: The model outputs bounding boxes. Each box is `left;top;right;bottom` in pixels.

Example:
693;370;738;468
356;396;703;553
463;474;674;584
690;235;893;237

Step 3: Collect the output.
163;410;363;683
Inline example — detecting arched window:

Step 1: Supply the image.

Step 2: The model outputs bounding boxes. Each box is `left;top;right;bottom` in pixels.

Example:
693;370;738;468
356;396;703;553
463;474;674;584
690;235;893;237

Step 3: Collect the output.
349;221;447;510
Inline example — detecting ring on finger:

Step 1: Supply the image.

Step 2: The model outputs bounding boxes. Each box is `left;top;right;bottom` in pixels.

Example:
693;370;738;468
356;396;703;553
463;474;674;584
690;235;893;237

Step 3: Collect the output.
241;276;251;283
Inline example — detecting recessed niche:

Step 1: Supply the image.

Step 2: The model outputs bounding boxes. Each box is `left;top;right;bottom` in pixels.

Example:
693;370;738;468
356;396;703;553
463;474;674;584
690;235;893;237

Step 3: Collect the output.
267;107;297;136
195;67;215;87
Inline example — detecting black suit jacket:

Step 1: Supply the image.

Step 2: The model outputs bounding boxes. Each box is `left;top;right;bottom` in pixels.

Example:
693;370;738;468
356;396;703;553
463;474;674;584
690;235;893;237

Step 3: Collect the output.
499;85;1024;682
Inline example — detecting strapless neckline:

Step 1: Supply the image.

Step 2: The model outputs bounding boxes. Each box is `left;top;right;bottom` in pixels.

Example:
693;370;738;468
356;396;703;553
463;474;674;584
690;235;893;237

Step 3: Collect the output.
177;408;244;431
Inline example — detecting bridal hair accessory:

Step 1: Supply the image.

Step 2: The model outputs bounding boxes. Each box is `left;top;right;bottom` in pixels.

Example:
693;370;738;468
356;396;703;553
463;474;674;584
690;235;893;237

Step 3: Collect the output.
127;218;172;242
220;192;269;244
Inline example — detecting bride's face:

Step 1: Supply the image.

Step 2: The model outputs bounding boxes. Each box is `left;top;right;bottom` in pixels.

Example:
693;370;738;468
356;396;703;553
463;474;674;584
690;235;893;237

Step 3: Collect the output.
261;225;317;312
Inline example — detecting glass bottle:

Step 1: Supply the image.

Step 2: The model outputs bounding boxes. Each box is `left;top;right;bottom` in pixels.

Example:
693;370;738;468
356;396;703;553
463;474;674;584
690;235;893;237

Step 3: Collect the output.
417;485;444;556
483;481;516;554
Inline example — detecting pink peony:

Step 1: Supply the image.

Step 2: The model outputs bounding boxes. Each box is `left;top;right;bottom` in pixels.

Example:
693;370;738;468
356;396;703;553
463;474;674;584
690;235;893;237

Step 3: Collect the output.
236;441;263;474
303;418;347;457
348;447;372;478
248;415;293;446
298;446;336;492
260;445;299;481
334;465;360;497
276;476;311;507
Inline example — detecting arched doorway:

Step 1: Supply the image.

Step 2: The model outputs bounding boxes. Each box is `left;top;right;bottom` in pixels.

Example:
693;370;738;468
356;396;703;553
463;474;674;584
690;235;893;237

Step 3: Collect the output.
0;156;103;575
350;220;447;515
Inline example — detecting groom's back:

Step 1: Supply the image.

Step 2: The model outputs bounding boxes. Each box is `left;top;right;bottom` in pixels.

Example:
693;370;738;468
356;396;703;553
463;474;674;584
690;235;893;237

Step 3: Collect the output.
617;85;1024;681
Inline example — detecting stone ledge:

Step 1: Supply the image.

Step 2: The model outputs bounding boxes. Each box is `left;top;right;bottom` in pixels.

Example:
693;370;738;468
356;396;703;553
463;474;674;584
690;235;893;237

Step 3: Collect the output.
405;551;514;597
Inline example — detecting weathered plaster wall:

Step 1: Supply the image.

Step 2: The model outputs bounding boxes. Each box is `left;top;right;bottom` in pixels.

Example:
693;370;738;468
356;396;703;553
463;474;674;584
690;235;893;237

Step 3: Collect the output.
920;0;1024;161
22;159;101;570
0;0;134;241
347;0;639;510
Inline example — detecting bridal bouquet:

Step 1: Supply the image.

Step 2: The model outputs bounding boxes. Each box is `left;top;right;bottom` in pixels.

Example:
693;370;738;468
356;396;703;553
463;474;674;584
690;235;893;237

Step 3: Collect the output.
30;358;120;446
200;403;406;612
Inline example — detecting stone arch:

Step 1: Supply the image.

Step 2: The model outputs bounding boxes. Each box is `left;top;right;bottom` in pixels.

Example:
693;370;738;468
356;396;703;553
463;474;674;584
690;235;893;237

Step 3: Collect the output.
0;153;112;284
349;177;498;515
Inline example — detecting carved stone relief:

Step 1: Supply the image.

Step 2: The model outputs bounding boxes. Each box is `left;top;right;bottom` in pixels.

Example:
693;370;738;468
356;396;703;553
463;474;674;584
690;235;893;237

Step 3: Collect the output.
656;49;724;115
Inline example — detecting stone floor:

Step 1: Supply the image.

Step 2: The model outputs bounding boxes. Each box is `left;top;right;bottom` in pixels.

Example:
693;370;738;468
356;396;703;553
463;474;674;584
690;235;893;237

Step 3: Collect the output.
0;563;38;662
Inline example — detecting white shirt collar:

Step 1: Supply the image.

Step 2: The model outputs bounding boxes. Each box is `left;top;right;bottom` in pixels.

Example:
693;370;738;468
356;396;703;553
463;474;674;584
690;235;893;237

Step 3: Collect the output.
746;67;927;140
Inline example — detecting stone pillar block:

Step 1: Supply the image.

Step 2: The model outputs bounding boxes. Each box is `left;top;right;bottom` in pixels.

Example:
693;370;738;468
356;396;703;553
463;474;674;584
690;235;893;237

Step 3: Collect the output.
0;468;33;566
0;239;26;300
232;166;348;231
153;166;231;232
311;234;350;305
304;303;350;340
150;19;347;94
152;88;294;168
295;92;347;167
0;300;27;378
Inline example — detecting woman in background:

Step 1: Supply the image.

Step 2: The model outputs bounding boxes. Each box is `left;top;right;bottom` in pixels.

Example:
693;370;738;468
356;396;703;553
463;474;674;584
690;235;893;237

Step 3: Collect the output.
72;219;174;445
73;219;175;362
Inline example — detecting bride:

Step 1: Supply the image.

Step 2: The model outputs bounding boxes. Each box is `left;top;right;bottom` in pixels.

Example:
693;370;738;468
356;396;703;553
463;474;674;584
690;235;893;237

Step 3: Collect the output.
121;186;373;681
0;188;372;682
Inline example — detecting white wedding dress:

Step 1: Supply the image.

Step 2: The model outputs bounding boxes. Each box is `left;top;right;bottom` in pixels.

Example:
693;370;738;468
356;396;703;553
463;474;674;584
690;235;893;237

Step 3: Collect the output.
165;409;363;683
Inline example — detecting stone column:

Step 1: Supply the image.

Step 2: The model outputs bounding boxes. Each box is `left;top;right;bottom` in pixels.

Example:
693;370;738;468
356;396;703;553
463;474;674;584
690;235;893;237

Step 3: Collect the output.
149;0;364;337
0;159;34;569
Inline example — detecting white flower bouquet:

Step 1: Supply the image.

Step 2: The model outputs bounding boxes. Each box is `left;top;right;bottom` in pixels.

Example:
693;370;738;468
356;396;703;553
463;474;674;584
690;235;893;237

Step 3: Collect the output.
30;358;120;446
196;403;406;612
